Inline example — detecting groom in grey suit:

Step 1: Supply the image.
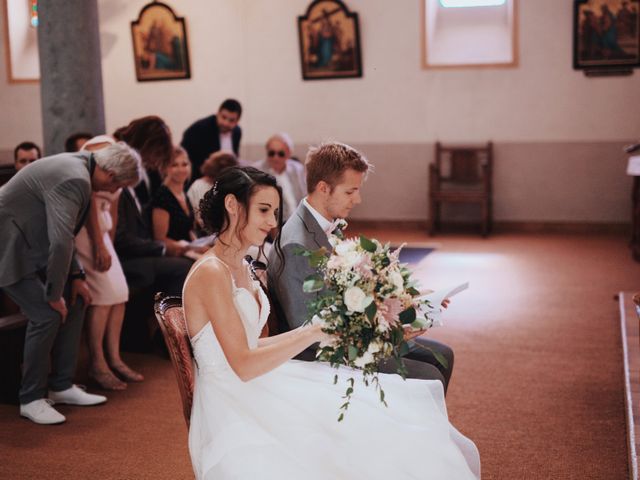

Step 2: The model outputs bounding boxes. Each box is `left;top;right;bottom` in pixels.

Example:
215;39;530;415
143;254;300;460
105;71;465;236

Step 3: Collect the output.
0;143;141;424
268;142;454;391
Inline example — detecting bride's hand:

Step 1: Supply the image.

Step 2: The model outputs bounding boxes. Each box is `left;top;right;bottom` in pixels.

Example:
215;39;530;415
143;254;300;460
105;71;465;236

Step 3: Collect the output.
310;324;334;345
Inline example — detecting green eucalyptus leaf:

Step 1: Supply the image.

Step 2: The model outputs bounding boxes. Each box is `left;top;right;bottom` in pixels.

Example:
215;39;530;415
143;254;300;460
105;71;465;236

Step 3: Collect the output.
347;345;359;361
308;249;328;268
359;235;377;253
293;246;312;257
432;350;449;369
302;274;325;293
399;307;416;324
364;301;377;321
397;341;410;357
411;318;427;330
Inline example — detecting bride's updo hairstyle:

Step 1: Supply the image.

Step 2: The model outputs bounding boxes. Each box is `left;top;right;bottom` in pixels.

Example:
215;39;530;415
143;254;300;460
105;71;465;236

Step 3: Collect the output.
200;166;284;260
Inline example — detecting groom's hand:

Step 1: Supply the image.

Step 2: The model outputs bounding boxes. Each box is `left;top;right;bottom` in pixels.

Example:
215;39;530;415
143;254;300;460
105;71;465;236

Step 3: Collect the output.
403;325;427;341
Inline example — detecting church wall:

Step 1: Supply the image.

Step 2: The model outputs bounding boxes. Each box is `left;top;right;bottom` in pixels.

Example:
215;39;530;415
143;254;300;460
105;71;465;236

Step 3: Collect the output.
0;0;638;223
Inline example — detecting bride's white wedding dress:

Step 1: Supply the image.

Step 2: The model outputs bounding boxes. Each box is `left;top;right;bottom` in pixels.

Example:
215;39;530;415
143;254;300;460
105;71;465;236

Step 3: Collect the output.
186;257;480;479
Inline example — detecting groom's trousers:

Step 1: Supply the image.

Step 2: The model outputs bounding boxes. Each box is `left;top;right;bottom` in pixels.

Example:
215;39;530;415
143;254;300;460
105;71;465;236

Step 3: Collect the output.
378;337;454;394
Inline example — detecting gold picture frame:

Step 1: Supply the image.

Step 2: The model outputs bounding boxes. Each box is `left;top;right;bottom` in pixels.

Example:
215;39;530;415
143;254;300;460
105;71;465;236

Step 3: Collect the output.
131;1;191;82
297;0;362;80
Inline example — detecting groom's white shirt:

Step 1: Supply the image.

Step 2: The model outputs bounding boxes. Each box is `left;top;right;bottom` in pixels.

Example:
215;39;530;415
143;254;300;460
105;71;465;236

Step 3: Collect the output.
302;197;333;235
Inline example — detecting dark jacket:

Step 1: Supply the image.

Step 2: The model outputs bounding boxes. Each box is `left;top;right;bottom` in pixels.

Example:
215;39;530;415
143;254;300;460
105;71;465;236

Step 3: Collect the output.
181;114;241;179
114;187;164;259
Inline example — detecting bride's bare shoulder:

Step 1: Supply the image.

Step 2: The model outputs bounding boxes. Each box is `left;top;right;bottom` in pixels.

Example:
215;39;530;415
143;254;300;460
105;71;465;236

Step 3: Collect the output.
186;257;232;296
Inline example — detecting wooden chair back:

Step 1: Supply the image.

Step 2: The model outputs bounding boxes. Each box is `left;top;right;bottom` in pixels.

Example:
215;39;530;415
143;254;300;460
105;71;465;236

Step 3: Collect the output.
434;142;492;187
153;292;194;427
429;141;494;236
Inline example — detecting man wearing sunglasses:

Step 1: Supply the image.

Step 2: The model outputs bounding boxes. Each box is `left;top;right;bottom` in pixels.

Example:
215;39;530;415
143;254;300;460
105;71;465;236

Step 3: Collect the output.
181;98;242;181
253;133;306;221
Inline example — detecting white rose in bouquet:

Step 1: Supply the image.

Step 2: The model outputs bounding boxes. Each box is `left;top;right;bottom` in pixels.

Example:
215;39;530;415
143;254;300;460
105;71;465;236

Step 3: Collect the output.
343;286;371;313
353;340;383;368
353;350;374;368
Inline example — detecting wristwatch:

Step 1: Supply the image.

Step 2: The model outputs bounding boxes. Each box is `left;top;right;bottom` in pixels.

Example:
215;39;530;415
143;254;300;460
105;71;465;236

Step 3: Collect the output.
69;270;87;281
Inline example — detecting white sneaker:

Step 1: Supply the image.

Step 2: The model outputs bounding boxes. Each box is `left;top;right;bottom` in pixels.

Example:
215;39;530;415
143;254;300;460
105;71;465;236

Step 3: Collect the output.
48;384;107;406
20;399;66;425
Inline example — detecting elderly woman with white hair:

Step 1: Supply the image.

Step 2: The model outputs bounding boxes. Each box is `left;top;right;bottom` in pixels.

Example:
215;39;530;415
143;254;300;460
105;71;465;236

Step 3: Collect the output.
253;133;306;221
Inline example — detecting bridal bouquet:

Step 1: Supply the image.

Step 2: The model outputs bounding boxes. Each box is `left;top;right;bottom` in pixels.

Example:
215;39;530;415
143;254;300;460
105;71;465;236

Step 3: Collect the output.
301;226;443;421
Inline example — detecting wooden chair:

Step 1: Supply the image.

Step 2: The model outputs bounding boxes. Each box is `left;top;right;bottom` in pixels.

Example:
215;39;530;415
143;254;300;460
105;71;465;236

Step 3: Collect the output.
153;292;194;427
428;141;493;237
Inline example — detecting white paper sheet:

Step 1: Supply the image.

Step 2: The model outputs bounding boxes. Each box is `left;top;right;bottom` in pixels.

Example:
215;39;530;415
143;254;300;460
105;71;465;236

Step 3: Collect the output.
412;282;469;329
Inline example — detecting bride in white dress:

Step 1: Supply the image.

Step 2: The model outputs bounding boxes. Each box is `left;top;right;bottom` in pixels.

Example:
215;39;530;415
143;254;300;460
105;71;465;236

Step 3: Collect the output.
183;166;480;479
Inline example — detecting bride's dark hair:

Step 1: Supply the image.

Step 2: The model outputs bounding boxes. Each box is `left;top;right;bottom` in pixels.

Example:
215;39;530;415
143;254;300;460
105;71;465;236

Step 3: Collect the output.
200;166;284;265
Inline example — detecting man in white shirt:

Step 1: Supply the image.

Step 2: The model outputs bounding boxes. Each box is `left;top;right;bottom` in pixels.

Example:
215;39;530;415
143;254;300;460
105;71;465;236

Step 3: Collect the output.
253;133;306;221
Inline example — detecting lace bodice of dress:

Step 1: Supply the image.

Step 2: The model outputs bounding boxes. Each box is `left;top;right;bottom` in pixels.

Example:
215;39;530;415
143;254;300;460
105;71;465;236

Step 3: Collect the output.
185;256;270;373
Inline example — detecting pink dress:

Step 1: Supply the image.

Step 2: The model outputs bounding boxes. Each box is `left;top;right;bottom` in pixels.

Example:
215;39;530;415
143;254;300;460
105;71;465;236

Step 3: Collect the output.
74;190;129;305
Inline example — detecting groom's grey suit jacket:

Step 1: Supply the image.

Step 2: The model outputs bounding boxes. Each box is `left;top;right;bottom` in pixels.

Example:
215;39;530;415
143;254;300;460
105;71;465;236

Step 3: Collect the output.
0;152;92;301
267;202;330;334
268;202;455;387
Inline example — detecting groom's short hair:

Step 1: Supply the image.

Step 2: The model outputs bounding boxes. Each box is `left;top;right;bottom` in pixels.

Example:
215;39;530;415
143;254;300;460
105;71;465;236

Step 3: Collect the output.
305;142;370;194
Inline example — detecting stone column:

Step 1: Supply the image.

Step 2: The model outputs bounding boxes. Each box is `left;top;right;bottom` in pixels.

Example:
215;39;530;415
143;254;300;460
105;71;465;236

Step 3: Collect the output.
37;0;105;155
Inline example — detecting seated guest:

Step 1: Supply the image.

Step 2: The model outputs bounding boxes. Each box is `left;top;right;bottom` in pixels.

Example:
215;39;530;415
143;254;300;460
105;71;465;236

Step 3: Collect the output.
115;186;193;296
187;150;238;227
115;138;193;296
253;133;305;221
152;146;196;244
65;132;93;152
13;141;41;171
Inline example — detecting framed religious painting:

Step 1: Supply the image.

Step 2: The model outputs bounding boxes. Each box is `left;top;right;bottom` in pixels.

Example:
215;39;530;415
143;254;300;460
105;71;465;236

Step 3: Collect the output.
573;0;640;71
131;1;191;81
297;0;363;80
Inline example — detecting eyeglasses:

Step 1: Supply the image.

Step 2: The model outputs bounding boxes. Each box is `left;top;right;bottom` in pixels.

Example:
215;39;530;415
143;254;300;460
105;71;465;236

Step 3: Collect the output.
267;150;287;158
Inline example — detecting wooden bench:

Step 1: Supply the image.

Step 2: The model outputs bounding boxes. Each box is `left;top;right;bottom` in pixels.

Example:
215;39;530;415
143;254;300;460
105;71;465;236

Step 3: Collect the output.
619;291;640;480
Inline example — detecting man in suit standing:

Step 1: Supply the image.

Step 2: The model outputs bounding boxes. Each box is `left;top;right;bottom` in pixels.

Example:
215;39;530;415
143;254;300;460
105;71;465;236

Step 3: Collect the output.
181;98;242;181
267;142;455;391
253;133;306;222
0;143;141;424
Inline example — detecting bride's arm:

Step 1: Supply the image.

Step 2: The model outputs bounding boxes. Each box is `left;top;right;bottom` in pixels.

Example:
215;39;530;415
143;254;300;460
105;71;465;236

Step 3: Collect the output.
191;262;324;382
257;329;311;347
